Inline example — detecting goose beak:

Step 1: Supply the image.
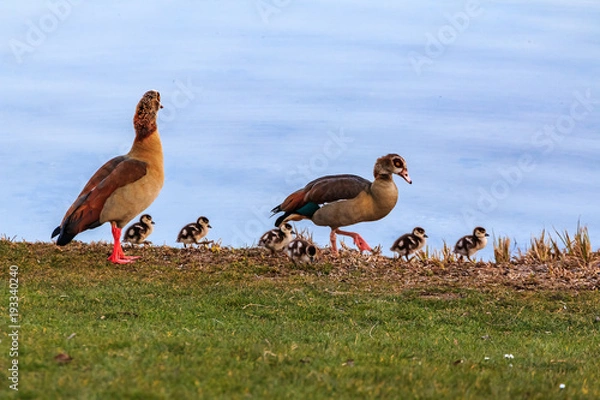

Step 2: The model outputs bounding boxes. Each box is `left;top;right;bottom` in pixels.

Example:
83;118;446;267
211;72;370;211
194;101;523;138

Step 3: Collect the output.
151;221;156;225
399;170;412;184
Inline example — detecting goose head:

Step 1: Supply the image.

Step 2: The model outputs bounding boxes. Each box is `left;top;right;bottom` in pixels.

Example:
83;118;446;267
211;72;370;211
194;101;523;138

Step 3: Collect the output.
374;154;411;184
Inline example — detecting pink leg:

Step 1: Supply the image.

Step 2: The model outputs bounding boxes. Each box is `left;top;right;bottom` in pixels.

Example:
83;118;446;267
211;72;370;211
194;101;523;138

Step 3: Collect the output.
107;223;140;264
335;229;372;252
329;230;339;255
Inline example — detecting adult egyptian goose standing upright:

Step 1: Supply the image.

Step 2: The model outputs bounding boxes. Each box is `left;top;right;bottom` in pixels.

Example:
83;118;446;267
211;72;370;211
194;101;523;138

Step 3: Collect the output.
51;90;164;264
271;154;411;254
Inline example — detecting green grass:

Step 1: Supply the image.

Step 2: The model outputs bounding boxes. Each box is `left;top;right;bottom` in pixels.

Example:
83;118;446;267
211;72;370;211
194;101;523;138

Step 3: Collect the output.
1;240;600;399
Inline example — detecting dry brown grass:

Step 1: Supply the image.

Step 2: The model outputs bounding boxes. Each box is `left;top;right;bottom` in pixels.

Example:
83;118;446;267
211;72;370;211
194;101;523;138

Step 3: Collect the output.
516;229;559;263
493;235;511;264
512;225;597;271
555;224;594;266
416;241;456;267
3;229;598;292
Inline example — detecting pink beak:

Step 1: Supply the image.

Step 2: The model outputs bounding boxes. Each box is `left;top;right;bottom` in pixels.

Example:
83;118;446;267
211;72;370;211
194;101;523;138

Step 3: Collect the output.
399;170;412;184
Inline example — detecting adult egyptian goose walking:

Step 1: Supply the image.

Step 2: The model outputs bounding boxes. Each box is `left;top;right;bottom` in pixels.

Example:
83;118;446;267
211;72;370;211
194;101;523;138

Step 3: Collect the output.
51;90;164;264
271;154;411;254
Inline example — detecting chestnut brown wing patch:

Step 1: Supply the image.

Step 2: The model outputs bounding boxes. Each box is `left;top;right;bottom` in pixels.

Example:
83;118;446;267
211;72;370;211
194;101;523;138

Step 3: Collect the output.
74;156;129;200
56;157;147;243
278;189;307;213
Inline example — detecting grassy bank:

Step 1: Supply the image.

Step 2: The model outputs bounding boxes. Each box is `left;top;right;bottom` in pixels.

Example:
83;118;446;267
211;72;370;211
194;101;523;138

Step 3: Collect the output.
1;240;599;399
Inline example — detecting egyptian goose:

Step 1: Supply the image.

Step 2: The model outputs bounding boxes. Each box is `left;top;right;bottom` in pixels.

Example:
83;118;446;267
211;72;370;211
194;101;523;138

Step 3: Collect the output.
271;154;411;254
286;238;318;265
176;216;212;248
390;226;427;261
258;222;295;254
123;214;155;246
51;90;164;264
454;227;489;261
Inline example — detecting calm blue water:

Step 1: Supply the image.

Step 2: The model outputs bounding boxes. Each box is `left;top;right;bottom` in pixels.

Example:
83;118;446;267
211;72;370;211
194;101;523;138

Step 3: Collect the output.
1;1;599;259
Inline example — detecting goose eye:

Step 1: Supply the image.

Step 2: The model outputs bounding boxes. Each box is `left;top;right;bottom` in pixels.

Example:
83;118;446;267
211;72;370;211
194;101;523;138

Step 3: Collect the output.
393;159;403;168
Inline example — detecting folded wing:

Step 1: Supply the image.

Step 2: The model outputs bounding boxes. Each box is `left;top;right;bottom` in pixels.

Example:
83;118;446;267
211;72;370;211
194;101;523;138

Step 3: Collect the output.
52;156;147;245
272;174;371;226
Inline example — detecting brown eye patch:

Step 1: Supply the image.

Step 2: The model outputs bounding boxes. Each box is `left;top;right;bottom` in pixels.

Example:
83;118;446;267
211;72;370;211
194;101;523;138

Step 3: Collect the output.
393;159;404;168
